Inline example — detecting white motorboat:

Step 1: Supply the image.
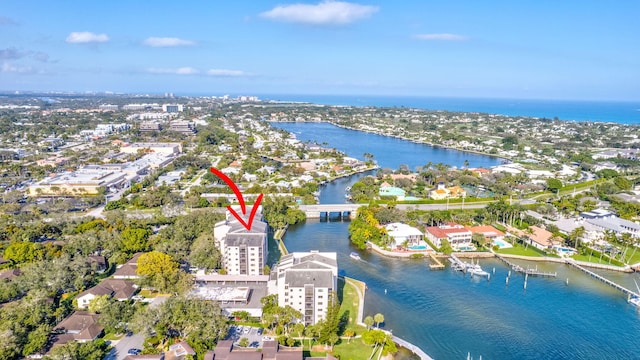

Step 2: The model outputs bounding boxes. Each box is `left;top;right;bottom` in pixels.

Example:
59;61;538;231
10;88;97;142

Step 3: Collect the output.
467;262;490;277
350;252;361;260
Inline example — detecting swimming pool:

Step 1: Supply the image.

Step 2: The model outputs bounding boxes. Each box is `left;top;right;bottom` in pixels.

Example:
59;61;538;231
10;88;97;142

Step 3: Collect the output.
553;246;577;255
457;245;476;251
409;245;428;250
493;239;513;249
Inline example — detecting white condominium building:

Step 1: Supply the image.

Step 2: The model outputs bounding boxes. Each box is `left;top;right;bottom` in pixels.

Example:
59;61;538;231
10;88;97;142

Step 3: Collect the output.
213;206;268;276
273;251;338;325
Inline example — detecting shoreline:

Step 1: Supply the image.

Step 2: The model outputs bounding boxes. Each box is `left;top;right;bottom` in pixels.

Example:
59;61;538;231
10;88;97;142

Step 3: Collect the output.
270;119;512;165
367;244;633;273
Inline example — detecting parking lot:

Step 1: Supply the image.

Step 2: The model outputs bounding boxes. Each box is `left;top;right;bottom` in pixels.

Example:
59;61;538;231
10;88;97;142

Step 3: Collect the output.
227;325;271;348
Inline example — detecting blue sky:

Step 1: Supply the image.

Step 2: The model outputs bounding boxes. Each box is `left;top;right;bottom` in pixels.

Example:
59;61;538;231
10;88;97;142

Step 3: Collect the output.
0;1;638;100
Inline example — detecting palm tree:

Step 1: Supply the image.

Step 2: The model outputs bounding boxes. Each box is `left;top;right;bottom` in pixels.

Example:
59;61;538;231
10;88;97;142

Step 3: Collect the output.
374;313;384;328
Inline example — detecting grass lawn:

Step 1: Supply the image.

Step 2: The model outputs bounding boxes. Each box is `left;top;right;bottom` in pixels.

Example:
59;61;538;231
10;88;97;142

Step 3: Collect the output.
496;242;545;257
338;277;368;336
622;247;640;265
138;289;172;298
332;339;377;360
572;253;620;265
103;332;124;341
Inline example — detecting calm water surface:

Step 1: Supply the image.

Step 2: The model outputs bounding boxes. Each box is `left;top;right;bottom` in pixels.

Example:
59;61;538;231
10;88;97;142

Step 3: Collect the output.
282;220;640;360
269;121;640;359
270;122;503;171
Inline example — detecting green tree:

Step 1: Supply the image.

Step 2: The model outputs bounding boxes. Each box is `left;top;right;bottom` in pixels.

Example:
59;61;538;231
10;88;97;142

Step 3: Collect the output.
546;178;563;194
374;313;385;328
131;295;228;352
120;227;151;253
364;315;374;329
137;251;191;293
188;233;221;271
239;337;249;347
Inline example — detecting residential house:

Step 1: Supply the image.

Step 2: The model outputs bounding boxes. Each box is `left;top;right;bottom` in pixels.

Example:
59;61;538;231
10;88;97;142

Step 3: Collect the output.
385;223;427;249
425;223;473;250
524;226;560;250
204;340;302;360
428;182;467;200
76;279;138;309
165;341;196;360
379;186;406;200
273;251;338;325
469;225;505;243
113;253;144;279
51;311;103;347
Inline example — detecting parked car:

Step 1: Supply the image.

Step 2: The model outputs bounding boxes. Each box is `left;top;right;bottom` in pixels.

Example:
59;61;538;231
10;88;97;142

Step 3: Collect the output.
127;348;141;355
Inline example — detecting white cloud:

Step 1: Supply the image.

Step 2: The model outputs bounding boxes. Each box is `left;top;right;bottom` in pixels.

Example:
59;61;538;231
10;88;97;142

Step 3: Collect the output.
143;37;196;47
1;62;34;74
413;33;468;41
66;32;110;44
260;1;378;25
147;67;199;75
206;69;250;77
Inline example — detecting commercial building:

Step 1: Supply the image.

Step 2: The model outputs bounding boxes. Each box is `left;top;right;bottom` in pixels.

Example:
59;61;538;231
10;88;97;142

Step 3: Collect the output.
162;104;184;113
119;142;182;155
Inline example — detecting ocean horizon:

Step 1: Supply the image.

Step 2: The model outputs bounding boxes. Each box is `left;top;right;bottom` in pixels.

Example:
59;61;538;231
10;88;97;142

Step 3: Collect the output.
252;94;640;125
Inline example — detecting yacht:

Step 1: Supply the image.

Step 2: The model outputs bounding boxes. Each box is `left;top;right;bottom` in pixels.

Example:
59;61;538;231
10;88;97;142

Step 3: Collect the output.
350;252;361;260
467;262;489;277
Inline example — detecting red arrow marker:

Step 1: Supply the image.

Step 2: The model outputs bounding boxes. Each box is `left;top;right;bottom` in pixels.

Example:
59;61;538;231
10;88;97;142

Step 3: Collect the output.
210;167;264;231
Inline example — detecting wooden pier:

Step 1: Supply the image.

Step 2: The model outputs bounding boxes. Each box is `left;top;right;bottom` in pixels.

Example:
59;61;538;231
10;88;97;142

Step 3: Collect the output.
495;254;557;277
429;253;445;270
565;259;639;298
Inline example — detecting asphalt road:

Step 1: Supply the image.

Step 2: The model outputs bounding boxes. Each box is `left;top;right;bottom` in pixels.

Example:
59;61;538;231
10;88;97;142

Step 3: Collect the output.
104;296;169;360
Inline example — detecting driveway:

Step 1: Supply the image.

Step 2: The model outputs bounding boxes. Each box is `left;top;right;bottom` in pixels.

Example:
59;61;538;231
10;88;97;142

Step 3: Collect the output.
105;332;145;360
104;296;170;360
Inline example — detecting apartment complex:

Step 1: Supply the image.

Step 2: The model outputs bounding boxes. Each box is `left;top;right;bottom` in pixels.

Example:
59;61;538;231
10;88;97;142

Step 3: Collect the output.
272;251;338;325
213;206;268;275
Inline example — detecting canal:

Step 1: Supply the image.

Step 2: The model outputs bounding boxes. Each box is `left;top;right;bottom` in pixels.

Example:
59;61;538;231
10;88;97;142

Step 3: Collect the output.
269;121;640;359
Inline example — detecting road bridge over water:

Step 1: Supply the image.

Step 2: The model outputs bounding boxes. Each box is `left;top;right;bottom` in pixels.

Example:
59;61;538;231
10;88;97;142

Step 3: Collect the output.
299;202;489;218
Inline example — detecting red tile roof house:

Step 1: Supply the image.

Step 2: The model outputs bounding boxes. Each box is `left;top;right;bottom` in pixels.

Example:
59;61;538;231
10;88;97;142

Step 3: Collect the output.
425;223;473;250
524;226;561;251
51;311;103;348
469;225;506;243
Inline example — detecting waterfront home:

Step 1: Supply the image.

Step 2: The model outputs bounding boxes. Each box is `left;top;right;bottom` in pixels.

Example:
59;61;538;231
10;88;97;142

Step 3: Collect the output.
379;186;407;200
425;223;473;250
428;182;467;200
524;226;560;250
385;222;426;249
469;225;505;243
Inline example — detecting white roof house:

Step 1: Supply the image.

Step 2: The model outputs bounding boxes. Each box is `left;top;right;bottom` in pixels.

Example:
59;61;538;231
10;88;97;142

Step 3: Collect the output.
385;223;425;248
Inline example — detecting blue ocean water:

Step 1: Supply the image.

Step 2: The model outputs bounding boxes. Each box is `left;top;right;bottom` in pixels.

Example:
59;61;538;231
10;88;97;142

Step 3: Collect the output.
260;94;640;124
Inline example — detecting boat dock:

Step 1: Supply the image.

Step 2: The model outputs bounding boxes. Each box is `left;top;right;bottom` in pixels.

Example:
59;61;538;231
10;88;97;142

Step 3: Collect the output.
495;254;557;277
565;259;639;298
429;254;445;270
449;253;466;272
